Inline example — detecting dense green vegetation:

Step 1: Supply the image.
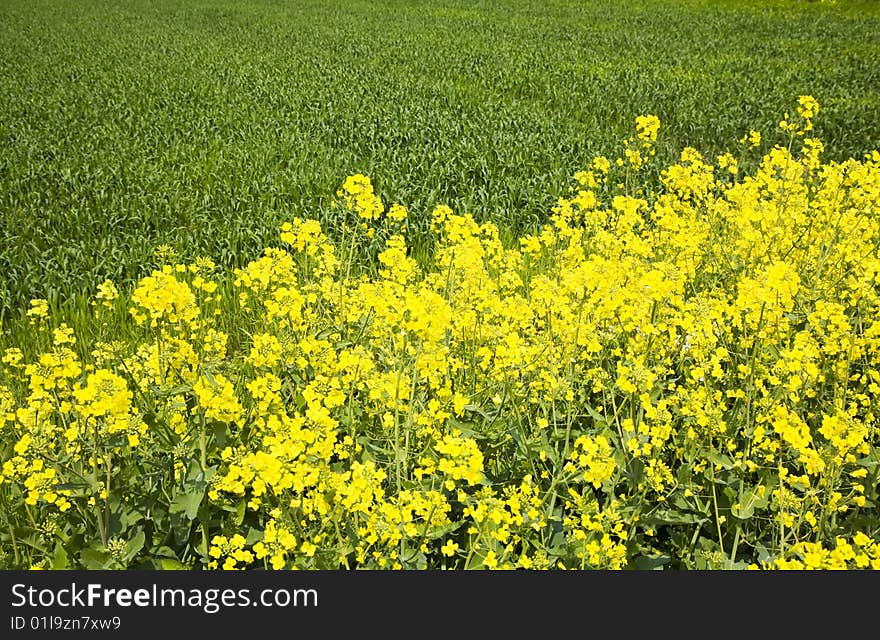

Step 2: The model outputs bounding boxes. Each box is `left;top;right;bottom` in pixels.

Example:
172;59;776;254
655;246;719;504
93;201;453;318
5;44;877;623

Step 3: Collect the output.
1;0;879;322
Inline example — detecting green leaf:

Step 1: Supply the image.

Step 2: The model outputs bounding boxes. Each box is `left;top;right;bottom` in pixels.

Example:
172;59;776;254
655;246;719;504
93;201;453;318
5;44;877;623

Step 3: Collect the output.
672;494;709;516
646;508;709;526
123;530;146;562
463;404;492;420
425;521;463;540
170;490;203;521
629;554;671;570
153;384;190;398
585;405;607;425
52;543;68;570
730;501;754;520
245;526;263;546
120;504;146;530
212;422;227;449
706;451;735;471
14;528;48;554
447;419;486;440
233;499;246;526
80;547;112;570
158;557;188;570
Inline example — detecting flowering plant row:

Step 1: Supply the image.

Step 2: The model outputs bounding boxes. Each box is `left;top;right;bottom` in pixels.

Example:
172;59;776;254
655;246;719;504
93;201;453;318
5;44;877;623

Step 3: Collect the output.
2;99;879;569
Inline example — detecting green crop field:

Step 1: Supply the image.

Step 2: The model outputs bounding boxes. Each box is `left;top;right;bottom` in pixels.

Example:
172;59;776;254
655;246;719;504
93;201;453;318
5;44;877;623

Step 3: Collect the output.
1;0;879;323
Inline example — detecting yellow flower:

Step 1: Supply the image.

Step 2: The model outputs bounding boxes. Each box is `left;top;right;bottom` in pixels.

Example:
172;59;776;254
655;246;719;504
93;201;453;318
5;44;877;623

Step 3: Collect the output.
26;298;49;323
441;540;459;557
635;114;660;143
94;279;119;308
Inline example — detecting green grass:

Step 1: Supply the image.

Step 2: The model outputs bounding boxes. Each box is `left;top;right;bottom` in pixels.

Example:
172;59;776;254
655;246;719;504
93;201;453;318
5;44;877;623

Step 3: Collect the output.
1;0;879;323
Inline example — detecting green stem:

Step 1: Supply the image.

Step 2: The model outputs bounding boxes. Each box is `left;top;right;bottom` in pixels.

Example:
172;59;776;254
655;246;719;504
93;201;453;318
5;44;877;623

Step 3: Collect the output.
708;458;725;558
104;451;112;544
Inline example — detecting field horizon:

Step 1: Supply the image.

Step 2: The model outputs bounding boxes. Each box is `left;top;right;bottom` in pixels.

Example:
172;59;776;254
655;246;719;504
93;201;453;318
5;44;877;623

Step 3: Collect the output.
2;0;880;324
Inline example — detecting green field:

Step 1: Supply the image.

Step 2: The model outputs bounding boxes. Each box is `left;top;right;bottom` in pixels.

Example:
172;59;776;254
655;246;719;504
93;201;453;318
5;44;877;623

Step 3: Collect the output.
1;0;879;322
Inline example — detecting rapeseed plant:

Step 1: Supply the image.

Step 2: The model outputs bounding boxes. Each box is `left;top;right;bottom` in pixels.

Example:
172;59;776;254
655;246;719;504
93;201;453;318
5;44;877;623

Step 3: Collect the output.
1;99;878;570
